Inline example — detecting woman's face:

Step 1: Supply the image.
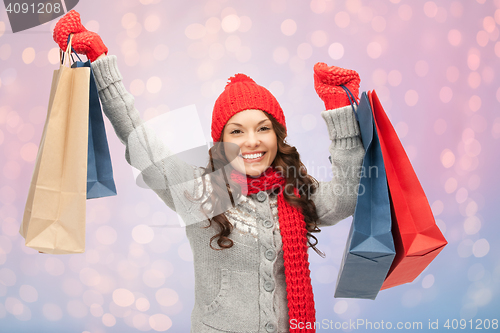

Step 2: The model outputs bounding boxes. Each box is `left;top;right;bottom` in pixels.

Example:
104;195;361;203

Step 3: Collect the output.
222;109;278;177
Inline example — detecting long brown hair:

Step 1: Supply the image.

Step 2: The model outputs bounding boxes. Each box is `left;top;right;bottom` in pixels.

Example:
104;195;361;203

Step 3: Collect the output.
184;111;324;257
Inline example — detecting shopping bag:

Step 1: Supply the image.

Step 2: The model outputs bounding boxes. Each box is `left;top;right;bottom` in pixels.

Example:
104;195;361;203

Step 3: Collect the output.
368;90;447;290
72;59;117;199
19;35;90;254
334;90;396;300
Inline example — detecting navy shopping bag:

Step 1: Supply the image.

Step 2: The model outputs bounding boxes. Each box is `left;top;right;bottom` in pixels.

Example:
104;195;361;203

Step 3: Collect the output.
71;58;117;199
333;89;395;300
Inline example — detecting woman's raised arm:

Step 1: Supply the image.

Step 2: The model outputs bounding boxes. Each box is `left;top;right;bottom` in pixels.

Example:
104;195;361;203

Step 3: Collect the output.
53;11;205;222
310;62;365;227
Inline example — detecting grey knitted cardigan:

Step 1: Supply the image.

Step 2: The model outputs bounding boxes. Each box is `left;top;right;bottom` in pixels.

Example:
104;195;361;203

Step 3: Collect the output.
91;55;365;333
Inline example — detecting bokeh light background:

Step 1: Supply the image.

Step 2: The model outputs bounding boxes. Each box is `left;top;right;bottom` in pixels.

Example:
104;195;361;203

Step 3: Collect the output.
1;0;499;332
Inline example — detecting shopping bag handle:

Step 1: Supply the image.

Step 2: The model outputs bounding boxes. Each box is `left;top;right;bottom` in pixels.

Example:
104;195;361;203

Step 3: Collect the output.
59;34;72;66
327;85;359;165
340;84;359;121
60;34;85;65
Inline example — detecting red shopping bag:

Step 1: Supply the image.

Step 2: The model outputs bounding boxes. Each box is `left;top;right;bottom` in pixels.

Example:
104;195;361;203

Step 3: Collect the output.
368;90;447;290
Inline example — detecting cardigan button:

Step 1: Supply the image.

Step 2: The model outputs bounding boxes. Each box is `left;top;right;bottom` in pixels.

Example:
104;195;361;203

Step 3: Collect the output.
263;280;275;292
265;249;276;261
262;219;274;229
256;191;267;202
265;322;277;332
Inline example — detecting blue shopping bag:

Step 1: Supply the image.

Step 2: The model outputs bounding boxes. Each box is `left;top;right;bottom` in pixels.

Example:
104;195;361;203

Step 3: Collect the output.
71;56;117;199
333;89;395;300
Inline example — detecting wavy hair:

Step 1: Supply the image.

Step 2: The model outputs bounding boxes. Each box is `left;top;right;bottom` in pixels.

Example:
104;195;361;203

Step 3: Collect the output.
184;111;325;257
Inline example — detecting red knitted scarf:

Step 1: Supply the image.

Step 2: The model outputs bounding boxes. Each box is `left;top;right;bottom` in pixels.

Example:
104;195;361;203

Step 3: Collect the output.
230;166;316;332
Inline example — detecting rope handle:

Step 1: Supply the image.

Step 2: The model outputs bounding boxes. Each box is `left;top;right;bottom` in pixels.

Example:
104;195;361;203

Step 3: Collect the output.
340;84;359;122
60;34;85;66
328;85;360;164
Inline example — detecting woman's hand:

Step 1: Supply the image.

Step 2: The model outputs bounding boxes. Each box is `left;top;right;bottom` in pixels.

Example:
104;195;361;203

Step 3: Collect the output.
314;62;360;110
53;10;108;62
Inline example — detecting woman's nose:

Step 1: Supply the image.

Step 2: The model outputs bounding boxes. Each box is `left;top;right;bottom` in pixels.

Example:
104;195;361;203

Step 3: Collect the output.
245;131;260;146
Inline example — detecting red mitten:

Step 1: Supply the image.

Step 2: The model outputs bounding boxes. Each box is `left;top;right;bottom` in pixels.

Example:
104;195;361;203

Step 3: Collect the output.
53;10;108;62
53;10;87;51
314;62;360;110
70;31;108;62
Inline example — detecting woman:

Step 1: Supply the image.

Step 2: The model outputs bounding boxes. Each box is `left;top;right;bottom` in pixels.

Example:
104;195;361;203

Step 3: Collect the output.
54;10;364;333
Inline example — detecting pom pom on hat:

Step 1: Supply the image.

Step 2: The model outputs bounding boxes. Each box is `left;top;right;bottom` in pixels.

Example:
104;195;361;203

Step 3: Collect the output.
227;73;256;85
211;73;286;143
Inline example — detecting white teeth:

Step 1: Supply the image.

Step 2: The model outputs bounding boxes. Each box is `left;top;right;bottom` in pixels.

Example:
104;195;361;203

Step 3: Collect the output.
242;152;264;159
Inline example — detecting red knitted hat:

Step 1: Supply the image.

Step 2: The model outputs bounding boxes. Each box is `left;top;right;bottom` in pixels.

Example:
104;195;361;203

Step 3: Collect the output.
211;74;286;143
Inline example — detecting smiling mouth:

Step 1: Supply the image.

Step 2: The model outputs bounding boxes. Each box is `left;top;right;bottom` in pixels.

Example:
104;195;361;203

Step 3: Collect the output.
240;152;266;160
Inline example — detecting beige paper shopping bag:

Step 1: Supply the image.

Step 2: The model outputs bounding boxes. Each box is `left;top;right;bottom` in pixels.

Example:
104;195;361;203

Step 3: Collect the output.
20;36;90;254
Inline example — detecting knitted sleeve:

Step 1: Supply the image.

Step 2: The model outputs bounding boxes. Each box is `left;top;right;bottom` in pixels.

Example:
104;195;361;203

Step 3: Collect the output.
90;55;205;223
310;105;364;226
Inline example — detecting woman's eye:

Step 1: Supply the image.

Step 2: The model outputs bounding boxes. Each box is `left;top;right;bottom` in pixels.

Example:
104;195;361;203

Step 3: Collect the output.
230;127;269;134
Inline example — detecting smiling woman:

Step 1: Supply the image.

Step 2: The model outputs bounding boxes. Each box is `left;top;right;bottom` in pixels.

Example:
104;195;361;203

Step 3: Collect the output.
50;10;365;333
